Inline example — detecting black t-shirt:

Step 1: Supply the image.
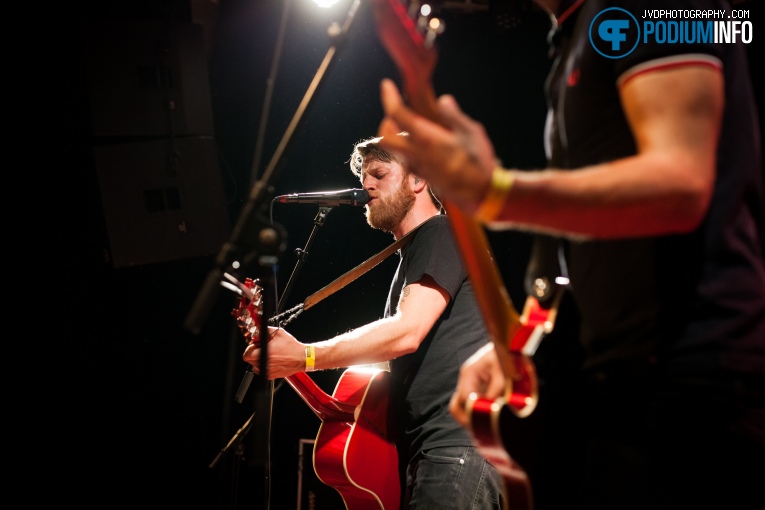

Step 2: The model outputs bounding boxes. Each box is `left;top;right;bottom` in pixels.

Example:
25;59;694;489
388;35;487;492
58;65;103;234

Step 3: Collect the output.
541;0;765;376
385;214;490;463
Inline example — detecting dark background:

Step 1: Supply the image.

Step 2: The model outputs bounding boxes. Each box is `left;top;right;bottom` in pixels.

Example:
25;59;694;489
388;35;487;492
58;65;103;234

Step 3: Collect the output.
45;0;759;508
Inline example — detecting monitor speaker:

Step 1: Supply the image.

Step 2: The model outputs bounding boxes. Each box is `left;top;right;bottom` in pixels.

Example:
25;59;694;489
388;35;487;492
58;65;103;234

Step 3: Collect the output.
93;136;230;267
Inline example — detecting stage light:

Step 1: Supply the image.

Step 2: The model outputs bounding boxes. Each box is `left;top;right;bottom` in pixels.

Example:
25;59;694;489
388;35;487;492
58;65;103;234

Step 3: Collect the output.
313;0;340;7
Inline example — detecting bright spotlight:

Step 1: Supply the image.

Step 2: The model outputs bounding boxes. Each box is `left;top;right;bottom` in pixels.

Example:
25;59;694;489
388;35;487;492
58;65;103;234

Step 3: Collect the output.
313;0;340;7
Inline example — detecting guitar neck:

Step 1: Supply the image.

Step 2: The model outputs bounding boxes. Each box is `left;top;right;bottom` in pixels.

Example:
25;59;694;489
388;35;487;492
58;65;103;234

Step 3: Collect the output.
285;373;357;422
370;0;523;378
443;204;522;378
371;5;539;506
228;277;359;422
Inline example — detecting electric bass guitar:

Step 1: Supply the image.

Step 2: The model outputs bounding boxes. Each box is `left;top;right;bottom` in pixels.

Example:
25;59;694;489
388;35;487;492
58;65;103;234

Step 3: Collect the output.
229;275;400;510
370;2;564;508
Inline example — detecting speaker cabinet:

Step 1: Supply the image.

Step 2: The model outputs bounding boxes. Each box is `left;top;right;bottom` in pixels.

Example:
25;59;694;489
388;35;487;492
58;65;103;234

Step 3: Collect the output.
93;136;230;267
85;19;214;137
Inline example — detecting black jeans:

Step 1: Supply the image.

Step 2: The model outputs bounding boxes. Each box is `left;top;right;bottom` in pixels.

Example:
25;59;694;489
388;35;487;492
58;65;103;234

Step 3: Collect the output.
404;445;506;509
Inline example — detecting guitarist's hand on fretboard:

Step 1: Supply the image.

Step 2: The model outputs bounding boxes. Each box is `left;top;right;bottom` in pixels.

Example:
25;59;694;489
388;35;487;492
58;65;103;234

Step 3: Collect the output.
448;342;506;428
228;275;400;509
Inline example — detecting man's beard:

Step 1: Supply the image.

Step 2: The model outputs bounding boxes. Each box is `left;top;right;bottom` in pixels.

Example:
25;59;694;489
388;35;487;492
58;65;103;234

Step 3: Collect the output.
366;177;415;233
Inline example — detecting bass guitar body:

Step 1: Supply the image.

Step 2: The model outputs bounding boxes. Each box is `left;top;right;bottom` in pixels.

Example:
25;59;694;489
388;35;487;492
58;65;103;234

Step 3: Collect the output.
468;396;534;510
464;292;563;510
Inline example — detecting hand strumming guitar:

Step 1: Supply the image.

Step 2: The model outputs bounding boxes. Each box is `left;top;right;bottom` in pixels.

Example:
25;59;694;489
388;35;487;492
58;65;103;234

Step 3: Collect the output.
448;343;506;428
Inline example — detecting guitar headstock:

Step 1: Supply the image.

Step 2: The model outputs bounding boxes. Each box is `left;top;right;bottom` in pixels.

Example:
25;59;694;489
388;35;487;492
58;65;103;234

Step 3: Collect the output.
227;275;264;345
371;0;445;122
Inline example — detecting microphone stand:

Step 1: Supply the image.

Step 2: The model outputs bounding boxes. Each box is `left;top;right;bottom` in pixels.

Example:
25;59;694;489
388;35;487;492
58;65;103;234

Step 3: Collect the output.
194;1;364;508
210;206;335;508
230;206;334;405
226;204;333;407
276;206;333;313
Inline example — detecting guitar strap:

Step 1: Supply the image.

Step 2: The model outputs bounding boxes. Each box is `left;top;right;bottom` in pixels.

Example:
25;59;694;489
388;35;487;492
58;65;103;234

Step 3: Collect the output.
270;216;438;327
524;234;565;304
302;216;434;311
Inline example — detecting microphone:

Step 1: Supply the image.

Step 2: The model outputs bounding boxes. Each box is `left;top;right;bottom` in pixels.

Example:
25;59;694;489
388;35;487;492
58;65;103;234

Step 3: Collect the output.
275;188;370;207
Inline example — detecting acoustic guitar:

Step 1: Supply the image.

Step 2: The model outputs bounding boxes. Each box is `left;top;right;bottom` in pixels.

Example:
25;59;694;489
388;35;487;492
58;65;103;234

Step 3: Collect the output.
370;2;564;508
229;275;400;510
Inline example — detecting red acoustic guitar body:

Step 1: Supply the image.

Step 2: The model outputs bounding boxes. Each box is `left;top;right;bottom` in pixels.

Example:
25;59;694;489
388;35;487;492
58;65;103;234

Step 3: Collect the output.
310;368;400;510
230;276;400;510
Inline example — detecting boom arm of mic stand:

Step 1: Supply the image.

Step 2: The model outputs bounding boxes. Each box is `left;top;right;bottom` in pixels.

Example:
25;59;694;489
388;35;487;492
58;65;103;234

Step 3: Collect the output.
209;410;256;469
203;0;364;484
184;0;363;336
185;181;278;336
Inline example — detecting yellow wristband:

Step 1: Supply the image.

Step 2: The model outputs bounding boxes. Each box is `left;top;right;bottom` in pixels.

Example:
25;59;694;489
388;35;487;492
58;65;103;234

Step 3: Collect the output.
305;345;315;372
474;167;514;224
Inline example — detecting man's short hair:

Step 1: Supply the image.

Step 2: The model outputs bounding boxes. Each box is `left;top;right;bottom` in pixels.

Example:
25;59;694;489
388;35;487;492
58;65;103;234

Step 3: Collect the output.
349;134;407;178
348;133;442;210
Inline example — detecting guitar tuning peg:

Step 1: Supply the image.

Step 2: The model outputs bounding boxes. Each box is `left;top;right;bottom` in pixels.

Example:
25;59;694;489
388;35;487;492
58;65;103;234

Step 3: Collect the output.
532;277;549;298
415;3;433;31
424;17;445;48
